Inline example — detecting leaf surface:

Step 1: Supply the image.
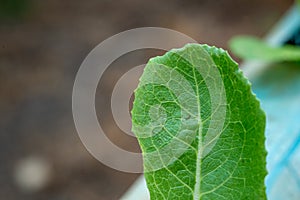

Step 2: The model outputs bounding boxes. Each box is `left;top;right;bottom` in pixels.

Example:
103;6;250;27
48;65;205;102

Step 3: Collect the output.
131;44;267;200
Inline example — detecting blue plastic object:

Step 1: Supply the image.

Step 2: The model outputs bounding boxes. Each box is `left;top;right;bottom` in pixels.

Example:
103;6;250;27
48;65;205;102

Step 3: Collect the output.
252;62;300;199
251;6;300;199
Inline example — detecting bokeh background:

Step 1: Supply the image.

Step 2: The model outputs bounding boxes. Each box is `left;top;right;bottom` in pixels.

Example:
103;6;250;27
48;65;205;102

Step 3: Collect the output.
0;0;294;199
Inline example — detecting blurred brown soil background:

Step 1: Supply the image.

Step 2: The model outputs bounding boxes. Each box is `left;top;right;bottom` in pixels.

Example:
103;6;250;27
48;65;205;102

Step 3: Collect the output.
0;0;293;199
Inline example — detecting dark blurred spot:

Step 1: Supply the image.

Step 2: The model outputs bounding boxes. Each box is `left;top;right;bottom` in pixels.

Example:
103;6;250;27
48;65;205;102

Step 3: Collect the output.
284;27;300;46
0;0;30;20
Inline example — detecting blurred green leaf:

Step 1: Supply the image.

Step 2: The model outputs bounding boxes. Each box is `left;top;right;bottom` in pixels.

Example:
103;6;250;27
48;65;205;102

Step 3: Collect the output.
229;36;300;62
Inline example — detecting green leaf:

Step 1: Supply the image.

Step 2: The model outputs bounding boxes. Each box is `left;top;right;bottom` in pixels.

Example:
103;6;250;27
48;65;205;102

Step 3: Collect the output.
229;36;300;61
131;44;267;200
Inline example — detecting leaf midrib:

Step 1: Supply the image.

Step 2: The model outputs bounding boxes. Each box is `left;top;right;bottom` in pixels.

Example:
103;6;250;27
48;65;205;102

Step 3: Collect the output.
188;49;203;200
151;55;203;199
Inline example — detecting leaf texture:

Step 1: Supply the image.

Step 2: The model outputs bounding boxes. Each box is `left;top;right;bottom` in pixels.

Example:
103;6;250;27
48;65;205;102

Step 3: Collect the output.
131;44;267;200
